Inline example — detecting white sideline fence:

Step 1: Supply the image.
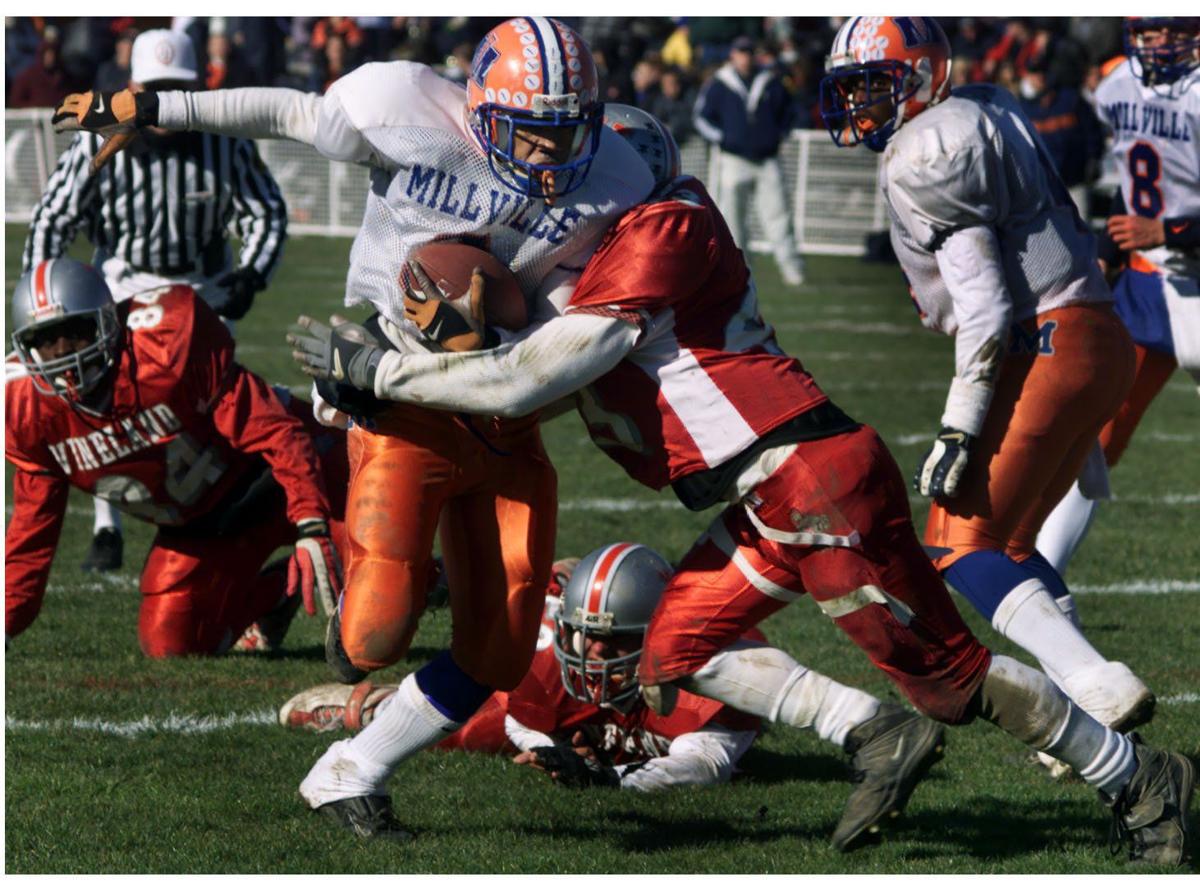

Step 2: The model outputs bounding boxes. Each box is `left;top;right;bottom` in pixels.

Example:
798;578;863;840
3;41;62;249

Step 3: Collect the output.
5;107;886;257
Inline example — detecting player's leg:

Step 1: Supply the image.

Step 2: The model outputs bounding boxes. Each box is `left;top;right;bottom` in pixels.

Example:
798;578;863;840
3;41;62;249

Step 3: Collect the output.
639;499;941;851
83;497;123;572
754;156;804;286
299;424;555;832
1100;342;1179;467
335;418;453;675
137;517;296;657
734;427;1190;861
715;151;754;250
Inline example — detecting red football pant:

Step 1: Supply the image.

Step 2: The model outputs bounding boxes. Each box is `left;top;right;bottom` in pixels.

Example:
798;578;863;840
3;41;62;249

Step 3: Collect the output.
1099;342;1178;468
138;395;350;657
640;425;992;725
925;304;1136;569
340;405;556;691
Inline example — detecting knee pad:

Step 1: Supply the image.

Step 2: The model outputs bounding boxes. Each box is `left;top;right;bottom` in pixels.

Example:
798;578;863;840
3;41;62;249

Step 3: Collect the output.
138;593;211;657
340;557;427;670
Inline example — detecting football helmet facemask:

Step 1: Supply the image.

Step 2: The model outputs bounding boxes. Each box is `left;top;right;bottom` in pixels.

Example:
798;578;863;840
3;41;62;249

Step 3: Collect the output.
1124;17;1200;86
466;17;603;201
820;16;952;153
554;542;673;708
11;258;122;406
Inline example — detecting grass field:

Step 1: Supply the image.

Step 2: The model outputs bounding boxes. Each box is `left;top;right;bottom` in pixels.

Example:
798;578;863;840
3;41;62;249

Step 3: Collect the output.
5;222;1198;874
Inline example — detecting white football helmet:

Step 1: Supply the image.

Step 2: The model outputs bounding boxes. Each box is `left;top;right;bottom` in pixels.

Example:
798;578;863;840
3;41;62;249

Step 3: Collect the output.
554;542;673;707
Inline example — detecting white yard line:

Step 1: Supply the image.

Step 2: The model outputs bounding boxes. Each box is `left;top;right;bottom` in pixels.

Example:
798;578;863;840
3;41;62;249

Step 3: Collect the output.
5;709;276;738
1071;580;1200;594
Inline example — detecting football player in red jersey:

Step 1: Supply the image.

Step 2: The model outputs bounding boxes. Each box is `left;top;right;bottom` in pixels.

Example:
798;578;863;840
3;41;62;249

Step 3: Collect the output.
292;104;1193;863
5;258;347;657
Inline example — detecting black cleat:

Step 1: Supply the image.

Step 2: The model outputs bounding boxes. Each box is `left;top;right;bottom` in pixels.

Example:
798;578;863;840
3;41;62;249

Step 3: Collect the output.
832;702;946;852
1109;735;1195;867
326;610;369;684
81;528;123;572
315;795;415;841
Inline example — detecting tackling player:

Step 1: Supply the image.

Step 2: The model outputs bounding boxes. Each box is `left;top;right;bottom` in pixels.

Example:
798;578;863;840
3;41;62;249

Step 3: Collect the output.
53;17;653;839
289;102;1194;864
5;258;346;657
1037;17;1200;574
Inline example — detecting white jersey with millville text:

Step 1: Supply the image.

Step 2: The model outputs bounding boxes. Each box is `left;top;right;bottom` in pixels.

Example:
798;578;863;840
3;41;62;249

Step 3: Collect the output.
315;62;653;329
1095;62;1200;280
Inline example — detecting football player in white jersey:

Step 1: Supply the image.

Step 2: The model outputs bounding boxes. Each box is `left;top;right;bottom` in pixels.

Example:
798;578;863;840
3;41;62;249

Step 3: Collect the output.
1037;17;1200;574
55;17;653;840
289;104;1194;863
817;17;1167;741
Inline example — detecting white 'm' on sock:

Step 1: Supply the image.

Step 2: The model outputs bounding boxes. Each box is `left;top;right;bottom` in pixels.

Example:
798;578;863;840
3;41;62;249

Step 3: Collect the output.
991;579;1105;682
682;642;879;748
1035;480;1099;575
348;672;460;771
93;497;122;534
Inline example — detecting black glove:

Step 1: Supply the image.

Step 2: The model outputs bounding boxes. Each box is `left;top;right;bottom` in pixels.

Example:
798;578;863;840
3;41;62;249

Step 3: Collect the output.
530;744;621;789
913;427;973;498
206;268;266;320
287;315;383;390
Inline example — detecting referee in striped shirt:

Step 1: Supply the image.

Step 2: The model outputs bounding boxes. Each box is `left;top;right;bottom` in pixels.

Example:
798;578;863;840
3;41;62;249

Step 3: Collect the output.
21;29;288;573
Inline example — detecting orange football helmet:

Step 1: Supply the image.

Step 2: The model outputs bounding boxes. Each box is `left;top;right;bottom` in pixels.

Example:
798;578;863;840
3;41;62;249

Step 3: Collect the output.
820;16;951;152
466;17;603;200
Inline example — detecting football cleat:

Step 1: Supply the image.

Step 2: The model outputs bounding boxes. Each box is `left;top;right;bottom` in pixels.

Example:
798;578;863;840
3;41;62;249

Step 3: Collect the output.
1109;735;1195;867
832;702;946;852
314;795;415;842
231;592;302;654
81;527;123;572
280;681;398;733
325;609;370;684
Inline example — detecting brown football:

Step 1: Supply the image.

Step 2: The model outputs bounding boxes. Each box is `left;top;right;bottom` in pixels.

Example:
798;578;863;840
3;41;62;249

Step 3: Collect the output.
407;241;528;331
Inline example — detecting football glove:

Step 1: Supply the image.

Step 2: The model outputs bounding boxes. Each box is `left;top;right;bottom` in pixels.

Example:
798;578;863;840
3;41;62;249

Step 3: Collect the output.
287;518;343;618
913;427;973;498
206;268;266;320
401;260;493;352
52;89;159;174
287;315;383;390
530;744;621;789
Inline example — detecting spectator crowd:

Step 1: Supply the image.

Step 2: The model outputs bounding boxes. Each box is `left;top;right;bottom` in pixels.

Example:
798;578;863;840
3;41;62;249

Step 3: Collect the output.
7;16;1119;209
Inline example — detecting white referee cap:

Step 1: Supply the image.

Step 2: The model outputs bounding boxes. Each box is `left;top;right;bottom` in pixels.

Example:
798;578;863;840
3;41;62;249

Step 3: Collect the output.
131;29;198;84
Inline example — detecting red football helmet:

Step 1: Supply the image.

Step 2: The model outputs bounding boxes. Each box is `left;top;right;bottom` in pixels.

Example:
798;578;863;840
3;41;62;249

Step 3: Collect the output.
465;17;603;200
820;16;952;152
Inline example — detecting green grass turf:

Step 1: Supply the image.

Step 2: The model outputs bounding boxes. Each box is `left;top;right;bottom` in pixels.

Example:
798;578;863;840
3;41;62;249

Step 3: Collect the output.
5;223;1198;873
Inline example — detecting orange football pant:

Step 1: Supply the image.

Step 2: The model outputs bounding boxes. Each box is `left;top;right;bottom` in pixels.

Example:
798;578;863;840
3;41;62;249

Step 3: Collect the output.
1098;343;1178;467
925;304;1136;571
340;405;556;690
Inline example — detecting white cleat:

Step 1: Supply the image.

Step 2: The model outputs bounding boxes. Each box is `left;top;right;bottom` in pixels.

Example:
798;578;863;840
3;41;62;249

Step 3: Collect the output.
280;682;397;733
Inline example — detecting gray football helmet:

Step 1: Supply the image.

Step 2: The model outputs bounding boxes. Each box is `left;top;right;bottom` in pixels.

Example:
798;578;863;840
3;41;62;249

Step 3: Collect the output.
11;258;122;403
554;542;674;707
603;103;681;192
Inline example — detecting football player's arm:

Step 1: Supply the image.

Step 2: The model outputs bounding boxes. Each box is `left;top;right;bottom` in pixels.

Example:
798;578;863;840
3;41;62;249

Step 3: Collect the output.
22;134;100;272
5;467;70;642
370;313;641;418
615;726;757;792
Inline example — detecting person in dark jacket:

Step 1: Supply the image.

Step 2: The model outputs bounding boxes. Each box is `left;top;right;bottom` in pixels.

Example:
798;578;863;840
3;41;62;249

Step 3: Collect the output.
694;36;804;285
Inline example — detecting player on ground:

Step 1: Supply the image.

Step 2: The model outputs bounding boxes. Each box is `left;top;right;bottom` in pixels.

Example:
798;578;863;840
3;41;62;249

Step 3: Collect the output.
5;258;345;656
1037;17;1200;575
54;17;653;838
282;542;940;840
24;29;288;574
289;102;1194;864
818;17;1159;737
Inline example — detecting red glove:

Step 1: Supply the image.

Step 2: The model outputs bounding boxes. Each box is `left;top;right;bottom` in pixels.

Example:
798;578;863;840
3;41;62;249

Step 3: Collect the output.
288;519;343;617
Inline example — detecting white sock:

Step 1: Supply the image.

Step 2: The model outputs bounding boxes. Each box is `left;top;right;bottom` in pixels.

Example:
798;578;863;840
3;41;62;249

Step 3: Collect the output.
991;579;1106;683
1054;593;1082;630
299;673;462;806
980;656;1135;799
1035;481;1099;575
681;642;880;748
93;497;121;534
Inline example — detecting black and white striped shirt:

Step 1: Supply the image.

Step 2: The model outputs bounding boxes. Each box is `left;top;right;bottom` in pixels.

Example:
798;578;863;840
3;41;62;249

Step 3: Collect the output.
22;131;287;280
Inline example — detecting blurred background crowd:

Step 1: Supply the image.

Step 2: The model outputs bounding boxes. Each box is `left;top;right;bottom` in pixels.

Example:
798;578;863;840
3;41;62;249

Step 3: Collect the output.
7;16;1121;204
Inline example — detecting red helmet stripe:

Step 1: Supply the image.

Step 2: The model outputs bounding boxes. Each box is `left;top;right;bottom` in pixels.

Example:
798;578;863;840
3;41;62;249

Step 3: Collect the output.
32;259;53;314
585;542;636;615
